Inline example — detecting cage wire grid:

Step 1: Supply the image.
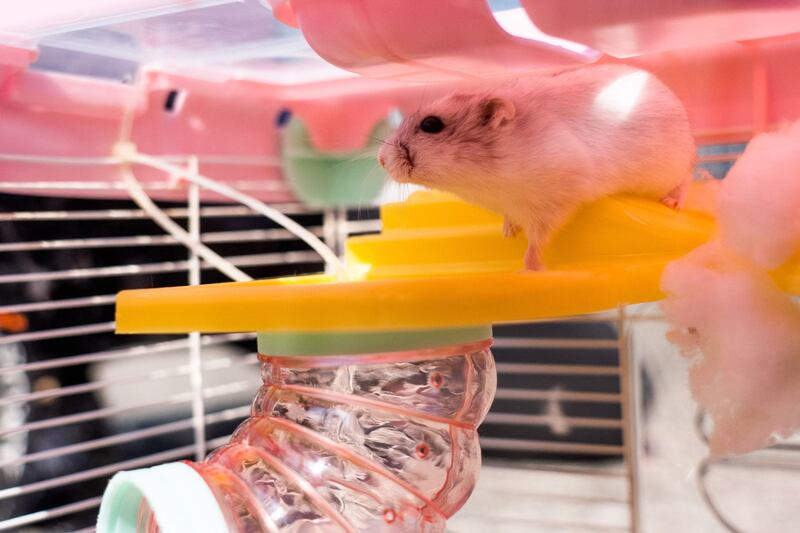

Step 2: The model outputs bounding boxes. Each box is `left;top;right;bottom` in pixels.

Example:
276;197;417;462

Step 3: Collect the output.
0;143;790;533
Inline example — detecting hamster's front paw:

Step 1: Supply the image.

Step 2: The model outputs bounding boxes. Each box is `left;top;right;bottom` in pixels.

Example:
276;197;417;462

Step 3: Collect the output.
503;217;521;238
524;244;544;271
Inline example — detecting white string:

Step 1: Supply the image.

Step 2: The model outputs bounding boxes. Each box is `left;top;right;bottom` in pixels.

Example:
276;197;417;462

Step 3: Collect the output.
119;164;252;282
110;68;252;282
118;146;349;280
109;67;347;281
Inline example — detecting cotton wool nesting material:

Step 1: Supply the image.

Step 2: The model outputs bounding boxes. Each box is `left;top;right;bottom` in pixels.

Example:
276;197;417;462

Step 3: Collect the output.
661;120;800;458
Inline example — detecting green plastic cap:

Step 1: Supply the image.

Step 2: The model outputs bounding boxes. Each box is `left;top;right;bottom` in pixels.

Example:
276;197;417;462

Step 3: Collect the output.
258;325;493;356
97;462;227;533
281;117;390;208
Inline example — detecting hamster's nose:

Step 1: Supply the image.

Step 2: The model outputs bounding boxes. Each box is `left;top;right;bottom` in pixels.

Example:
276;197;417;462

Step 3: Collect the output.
378;153;386;168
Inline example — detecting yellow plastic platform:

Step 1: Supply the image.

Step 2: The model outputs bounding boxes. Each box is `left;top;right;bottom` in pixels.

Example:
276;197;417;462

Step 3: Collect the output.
115;183;799;334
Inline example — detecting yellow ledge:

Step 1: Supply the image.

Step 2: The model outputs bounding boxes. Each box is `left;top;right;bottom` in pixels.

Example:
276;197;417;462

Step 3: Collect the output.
115;184;799;334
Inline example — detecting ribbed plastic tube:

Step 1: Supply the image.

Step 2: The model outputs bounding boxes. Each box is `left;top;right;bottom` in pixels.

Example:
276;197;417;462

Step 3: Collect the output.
99;328;496;533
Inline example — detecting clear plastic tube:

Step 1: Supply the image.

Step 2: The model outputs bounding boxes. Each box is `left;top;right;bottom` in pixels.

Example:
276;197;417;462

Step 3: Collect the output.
99;337;497;532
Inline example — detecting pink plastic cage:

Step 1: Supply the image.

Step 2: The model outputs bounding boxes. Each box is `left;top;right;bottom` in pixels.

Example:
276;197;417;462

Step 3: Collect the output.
3;1;800;532
1;1;799;202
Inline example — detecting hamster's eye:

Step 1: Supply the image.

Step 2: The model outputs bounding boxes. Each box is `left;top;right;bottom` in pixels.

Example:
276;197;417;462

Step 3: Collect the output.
419;116;445;134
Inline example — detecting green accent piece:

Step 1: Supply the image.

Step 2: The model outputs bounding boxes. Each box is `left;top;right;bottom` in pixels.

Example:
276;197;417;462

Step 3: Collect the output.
258;325;493;356
97;463;229;533
281;118;390;208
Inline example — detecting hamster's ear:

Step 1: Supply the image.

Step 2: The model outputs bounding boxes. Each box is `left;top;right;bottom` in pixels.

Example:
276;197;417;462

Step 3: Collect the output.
479;97;515;129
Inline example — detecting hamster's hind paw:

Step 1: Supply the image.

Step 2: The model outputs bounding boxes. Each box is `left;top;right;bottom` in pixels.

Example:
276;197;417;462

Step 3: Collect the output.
660;196;681;210
660;181;689;211
503;217;522;238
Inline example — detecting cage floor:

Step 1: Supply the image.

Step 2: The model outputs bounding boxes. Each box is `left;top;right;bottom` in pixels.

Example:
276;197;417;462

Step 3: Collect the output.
450;462;628;532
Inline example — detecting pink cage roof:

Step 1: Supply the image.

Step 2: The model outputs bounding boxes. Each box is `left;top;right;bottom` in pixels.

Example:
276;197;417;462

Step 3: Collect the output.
1;0;800;201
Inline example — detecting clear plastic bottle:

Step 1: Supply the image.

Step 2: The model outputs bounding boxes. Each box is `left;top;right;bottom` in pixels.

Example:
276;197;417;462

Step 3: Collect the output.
99;329;496;533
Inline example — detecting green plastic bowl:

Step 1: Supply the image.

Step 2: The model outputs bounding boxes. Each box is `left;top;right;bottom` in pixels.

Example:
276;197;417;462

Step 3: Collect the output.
281;118;390;208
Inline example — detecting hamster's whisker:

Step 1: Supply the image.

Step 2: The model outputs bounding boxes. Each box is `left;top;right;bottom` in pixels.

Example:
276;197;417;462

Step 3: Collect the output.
354;163;385;218
341;149;380;165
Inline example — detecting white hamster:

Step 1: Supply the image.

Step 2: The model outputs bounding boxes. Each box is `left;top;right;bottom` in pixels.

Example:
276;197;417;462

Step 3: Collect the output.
378;64;695;270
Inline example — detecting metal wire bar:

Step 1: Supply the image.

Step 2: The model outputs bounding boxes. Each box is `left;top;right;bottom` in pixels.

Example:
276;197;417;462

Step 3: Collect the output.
0;294;116;314
693;127;752;144
481;518;629;532
0;251;321;284
515;312;617;324
0;405;250;469
0;435;232;530
494;388;622;403
494;362;620;376
696;153;742;163
696;459;743;533
0;380;254;438
0;496;104;532
0;227;325;252
512;461;626;478
715;455;800;471
0;333;255;375
0;153;281;167
0;154;118;165
0;180;288;192
0;436;234;501
0;322;116;346
0;354;258;407
618;309;641;532
518;313;665;325
484;412;624;429
341;219;381;234
0;204;309;222
496;490;628;505
187;165;207;461
770;442;800;451
492;337;619;349
479;437;624;455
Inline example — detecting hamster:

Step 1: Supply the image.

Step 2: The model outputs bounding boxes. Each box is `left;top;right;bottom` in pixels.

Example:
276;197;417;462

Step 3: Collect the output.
378;64;695;270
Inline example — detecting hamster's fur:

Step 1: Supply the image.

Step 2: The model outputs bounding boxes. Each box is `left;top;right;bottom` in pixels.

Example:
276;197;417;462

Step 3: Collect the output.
379;65;695;269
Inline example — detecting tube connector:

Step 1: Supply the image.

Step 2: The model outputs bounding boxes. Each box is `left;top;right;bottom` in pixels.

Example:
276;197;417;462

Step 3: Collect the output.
112;142;138;161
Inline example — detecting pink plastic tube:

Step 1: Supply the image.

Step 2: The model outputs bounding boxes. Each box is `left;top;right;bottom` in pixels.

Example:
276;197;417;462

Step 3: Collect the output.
99;332;496;532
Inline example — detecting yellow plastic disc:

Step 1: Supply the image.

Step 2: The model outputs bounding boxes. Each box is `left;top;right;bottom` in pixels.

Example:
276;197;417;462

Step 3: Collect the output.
115;182;799;334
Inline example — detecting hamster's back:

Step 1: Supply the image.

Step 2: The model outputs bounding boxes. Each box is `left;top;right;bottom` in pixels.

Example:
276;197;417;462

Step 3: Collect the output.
515;64;694;196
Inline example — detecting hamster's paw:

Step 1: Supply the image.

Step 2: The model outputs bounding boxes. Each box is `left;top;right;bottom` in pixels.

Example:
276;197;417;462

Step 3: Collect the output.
660;181;689;211
524;244;544;271
503;217;522;238
660;196;680;210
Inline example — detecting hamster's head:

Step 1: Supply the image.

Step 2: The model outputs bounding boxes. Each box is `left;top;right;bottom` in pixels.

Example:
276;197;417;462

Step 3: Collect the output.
378;93;516;191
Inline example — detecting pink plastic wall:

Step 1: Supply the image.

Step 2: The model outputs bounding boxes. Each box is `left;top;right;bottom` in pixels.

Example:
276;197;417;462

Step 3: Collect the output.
629;37;800;141
289;0;594;82
3;2;800;202
0;68;288;202
0;39;36;92
0;63;452;202
1;0;227;35
523;0;800;58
